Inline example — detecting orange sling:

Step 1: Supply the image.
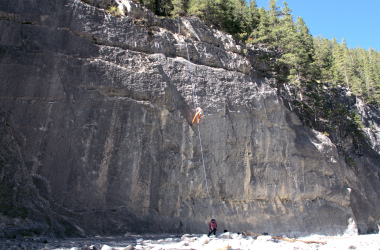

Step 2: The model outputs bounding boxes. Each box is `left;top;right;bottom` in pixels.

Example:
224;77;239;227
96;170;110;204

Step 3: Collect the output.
192;107;203;124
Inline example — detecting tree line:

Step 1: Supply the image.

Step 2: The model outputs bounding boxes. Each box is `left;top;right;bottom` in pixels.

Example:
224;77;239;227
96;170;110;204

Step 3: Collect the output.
138;0;379;156
138;0;379;107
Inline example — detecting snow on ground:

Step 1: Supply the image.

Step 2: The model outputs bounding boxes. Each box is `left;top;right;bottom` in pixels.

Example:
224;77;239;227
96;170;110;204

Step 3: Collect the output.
98;232;380;250
3;232;379;249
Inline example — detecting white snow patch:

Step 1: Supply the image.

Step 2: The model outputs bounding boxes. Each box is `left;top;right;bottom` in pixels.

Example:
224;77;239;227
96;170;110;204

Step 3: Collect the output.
52;232;380;250
344;218;359;236
122;233;380;250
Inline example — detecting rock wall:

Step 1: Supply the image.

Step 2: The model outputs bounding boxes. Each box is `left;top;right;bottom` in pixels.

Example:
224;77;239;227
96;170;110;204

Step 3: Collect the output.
1;0;380;237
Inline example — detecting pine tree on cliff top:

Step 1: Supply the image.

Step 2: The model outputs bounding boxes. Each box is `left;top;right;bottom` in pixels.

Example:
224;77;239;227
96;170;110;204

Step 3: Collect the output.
252;7;270;44
171;0;189;17
138;0;380;107
313;36;334;83
247;0;260;32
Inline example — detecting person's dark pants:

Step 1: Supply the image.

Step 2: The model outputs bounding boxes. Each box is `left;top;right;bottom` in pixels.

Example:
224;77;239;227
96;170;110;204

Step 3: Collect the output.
208;228;216;237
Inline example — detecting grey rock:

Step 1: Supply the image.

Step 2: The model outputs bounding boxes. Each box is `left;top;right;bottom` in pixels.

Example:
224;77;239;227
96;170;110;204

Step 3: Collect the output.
0;0;379;239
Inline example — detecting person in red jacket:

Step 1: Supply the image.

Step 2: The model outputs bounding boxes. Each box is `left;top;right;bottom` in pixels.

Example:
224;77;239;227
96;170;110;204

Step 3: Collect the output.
208;218;217;237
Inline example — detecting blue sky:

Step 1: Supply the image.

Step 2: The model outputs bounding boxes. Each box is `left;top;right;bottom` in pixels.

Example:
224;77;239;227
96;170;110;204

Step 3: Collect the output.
253;0;380;51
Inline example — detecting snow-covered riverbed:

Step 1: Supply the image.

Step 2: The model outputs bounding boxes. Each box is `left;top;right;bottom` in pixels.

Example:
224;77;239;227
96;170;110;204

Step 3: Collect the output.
130;233;379;250
2;232;379;250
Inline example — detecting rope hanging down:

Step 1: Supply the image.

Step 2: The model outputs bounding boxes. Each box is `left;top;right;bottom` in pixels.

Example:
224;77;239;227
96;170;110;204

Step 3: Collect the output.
186;44;213;219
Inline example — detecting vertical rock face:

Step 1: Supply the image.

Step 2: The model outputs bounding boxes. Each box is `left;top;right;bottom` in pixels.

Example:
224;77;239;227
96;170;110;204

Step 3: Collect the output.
1;0;380;237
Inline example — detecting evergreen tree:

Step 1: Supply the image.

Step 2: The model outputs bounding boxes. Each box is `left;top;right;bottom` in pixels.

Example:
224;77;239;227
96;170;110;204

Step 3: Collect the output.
253;7;271;44
247;0;260;35
297;17;315;83
217;0;238;35
347;49;364;100
331;37;346;85
341;39;355;90
139;0;173;17
274;1;296;82
187;0;205;16
277;16;314;87
267;0;281;46
313;36;333;83
171;0;189;17
367;48;380;104
330;38;356;90
138;0;380;108
278;1;295;47
201;0;217;26
371;49;380;104
232;0;251;41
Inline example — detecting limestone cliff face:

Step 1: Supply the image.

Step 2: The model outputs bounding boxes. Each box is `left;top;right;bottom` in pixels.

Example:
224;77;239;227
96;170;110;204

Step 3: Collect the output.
1;0;380;238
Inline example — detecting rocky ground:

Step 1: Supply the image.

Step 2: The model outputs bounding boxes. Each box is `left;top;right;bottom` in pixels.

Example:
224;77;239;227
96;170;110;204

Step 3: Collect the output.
1;232;379;250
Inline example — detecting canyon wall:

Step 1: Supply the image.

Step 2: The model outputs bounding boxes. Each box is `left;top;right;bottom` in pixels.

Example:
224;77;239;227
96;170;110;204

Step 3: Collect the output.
1;0;380;238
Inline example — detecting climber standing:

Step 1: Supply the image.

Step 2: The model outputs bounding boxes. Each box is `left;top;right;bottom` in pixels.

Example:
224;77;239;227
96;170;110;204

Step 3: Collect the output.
208;218;217;237
192;107;203;124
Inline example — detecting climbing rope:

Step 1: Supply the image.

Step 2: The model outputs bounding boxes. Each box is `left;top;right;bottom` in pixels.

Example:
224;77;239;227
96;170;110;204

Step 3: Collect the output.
186;44;213;219
186;44;198;109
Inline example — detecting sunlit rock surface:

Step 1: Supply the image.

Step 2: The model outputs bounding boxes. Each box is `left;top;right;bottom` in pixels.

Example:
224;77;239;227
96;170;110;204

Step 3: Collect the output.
1;0;380;238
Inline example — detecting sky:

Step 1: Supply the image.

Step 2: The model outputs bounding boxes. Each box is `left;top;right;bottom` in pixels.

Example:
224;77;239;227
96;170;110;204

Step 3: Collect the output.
253;0;380;51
